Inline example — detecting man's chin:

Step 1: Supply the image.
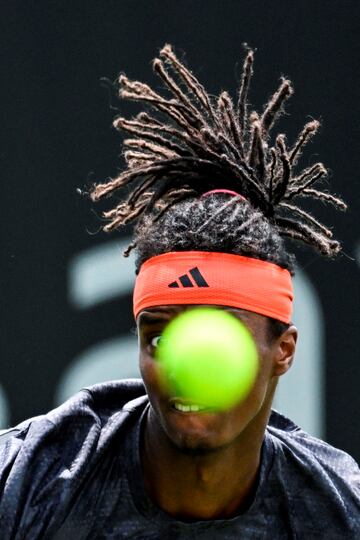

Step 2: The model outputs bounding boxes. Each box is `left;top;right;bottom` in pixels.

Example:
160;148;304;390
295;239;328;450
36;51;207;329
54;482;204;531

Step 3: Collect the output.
153;401;232;454
166;428;232;456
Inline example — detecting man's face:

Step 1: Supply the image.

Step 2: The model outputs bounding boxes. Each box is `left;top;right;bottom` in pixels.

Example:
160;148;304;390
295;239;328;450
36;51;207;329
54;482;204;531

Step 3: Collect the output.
137;305;293;453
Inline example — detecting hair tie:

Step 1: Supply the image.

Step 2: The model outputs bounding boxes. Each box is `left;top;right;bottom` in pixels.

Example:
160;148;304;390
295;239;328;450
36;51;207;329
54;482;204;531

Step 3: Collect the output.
201;189;246;200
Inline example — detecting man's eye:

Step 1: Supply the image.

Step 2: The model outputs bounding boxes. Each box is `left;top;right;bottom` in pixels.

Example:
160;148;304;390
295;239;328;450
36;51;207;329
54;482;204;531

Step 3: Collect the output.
150;335;162;348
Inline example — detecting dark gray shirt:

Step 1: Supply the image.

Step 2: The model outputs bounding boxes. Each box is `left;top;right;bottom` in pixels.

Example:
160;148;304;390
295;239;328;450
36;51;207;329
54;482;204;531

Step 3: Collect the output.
0;379;359;539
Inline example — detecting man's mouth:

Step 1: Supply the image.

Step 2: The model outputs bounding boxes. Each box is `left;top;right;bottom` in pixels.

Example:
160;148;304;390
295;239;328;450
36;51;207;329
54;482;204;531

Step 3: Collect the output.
169;399;214;413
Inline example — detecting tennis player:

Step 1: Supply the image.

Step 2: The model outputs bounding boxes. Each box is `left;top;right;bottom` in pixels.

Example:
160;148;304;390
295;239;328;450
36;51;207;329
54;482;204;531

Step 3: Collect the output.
0;45;359;539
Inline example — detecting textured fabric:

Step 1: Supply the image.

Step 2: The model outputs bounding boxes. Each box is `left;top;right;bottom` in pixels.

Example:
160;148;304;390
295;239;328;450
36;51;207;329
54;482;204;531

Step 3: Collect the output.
0;379;358;539
133;251;293;323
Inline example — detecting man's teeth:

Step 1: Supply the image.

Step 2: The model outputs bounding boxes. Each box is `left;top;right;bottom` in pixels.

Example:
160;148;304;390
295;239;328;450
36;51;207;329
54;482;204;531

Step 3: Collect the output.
173;403;207;412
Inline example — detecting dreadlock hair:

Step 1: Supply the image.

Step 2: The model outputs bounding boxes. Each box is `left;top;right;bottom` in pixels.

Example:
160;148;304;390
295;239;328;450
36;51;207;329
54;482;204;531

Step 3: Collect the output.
90;44;346;338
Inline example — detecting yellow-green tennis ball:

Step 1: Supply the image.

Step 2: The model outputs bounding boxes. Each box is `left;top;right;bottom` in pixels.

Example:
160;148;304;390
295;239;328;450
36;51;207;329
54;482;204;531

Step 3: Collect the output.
156;307;258;410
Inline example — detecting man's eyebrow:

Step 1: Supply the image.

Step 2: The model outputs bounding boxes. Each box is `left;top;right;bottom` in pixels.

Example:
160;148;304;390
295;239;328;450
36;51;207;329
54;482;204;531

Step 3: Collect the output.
138;313;170;326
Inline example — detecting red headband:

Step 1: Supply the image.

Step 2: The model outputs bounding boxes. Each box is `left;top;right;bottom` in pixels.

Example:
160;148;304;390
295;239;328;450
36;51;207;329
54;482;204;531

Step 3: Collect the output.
133;251;293;323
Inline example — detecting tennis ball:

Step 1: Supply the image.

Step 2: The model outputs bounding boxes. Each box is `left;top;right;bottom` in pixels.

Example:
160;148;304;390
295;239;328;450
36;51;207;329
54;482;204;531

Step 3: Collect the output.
155;307;258;410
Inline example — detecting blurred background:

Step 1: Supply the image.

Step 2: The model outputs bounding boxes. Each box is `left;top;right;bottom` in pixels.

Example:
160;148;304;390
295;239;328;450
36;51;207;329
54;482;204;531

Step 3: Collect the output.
0;1;359;461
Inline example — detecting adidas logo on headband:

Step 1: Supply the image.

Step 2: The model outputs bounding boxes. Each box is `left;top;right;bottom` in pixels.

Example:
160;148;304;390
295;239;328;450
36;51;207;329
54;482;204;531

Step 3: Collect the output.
168;267;209;288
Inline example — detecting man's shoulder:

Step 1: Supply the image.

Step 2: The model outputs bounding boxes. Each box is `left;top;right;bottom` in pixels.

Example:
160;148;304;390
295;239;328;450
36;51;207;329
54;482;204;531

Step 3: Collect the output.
0;379;148;537
268;409;359;476
0;378;147;444
266;409;359;537
0;377;148;471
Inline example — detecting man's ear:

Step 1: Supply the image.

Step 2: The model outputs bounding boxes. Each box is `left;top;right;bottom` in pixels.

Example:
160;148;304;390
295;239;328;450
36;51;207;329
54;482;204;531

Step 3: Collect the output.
272;325;298;377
